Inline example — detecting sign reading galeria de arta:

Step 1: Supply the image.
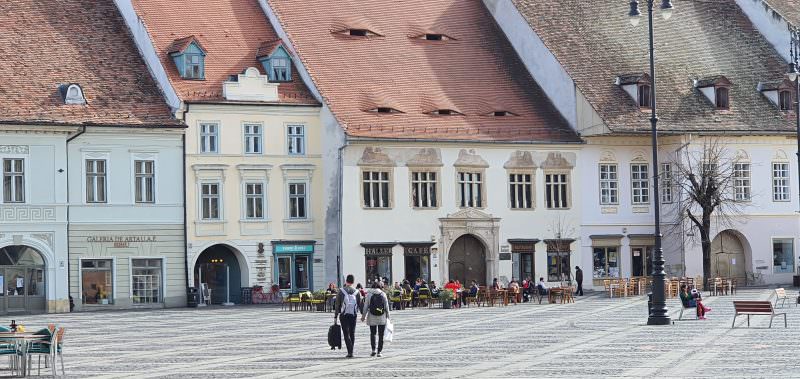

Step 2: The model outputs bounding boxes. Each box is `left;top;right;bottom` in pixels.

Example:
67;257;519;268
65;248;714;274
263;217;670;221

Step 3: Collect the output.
86;235;157;248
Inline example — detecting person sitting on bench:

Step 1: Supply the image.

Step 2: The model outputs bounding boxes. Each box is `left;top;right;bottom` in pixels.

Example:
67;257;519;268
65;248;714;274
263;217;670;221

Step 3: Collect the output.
679;284;711;319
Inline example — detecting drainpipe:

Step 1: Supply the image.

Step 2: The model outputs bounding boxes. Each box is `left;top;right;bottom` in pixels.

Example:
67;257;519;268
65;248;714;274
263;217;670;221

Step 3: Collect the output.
180;104;190;304
336;140;349;287
65;125;86;311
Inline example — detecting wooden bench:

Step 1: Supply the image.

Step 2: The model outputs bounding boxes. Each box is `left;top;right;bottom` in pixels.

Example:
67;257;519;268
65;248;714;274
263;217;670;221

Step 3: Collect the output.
773;288;789;308
732;301;787;328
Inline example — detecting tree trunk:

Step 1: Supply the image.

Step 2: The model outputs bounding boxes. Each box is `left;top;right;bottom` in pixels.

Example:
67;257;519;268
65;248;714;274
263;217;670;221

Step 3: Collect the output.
701;214;712;289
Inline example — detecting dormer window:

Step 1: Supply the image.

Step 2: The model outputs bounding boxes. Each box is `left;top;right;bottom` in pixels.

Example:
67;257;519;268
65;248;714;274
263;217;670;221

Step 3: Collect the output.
425;34;443;41
336;28;381;37
60;83;86;105
637;84;651;108
257;41;293;82
428;109;461;116
167;36;206;80
349;29;368;36
694;76;731;110
488;111;517;117
780;90;793;111
368;107;402;114
413;33;454;41
615;73;651;109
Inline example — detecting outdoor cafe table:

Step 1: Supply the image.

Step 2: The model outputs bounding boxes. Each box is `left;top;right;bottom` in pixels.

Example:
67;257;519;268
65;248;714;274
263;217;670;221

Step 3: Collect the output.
548;287;564;303
495;289;509;306
0;332;50;377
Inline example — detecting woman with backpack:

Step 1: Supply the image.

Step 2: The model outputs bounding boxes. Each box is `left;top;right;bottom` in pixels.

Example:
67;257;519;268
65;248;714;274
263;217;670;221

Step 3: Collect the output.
361;281;390;357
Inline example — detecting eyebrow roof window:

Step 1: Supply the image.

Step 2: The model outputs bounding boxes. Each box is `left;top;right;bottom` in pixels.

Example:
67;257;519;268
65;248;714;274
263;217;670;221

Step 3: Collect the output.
349;29;368;36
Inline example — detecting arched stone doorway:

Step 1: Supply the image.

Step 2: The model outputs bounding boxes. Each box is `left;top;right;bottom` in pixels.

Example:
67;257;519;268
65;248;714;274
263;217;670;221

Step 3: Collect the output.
711;230;748;281
195;245;242;304
439;209;500;286
448;235;486;285
0;245;46;314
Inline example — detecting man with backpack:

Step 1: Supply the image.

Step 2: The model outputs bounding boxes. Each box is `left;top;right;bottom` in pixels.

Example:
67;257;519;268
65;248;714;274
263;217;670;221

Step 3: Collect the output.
361;281;390;357
334;274;362;358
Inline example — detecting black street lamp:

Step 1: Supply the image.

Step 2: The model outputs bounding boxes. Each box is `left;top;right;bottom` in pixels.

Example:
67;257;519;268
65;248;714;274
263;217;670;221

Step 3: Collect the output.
788;28;800;214
628;0;673;326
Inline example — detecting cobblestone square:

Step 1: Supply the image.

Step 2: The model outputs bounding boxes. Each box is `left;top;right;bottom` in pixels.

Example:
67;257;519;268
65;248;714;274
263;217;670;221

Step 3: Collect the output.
6;288;800;378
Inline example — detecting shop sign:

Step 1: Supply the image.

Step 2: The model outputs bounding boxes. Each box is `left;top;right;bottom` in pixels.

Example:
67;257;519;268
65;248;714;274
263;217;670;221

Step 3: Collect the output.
500;245;510;253
404;246;431;256
510;243;536;252
499;253;512;261
364;246;393;256
87;235;157;248
274;244;314;253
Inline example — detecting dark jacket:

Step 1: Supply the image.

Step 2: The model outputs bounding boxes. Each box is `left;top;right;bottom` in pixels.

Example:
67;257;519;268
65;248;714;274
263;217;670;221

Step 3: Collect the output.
334;285;361;318
575;268;583;283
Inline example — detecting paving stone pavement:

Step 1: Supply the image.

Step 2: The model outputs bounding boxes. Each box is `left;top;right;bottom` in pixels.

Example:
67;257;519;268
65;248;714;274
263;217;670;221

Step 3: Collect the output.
2;288;799;378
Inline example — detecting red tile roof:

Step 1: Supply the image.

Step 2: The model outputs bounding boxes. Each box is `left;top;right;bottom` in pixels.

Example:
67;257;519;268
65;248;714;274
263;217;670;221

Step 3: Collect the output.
132;0;318;105
267;0;579;143
0;0;179;127
166;35;206;55
512;0;796;134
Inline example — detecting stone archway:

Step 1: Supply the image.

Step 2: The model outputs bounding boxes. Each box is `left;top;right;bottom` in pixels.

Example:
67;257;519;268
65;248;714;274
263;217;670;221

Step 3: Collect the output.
195;244;244;304
711;230;749;281
448;235;486;285
439;209;500;286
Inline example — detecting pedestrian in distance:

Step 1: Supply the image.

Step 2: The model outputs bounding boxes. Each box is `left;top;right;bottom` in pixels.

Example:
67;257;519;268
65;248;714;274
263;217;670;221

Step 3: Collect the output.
574;266;584;296
335;274;362;358
362;281;390;357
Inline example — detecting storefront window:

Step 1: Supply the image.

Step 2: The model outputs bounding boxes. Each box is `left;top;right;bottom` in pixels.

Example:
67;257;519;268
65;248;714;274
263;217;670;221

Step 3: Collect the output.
277;256;292;290
547;252;570;282
631;247;653;277
366;256;392;284
273;243;315;292
81;259;113;304
593;247;619;278
773;238;795;274
402;244;431;283
131;259;162;304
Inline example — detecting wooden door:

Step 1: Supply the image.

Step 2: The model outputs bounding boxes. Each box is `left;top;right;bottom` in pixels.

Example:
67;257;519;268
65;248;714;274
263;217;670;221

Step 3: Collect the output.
448;235;486;285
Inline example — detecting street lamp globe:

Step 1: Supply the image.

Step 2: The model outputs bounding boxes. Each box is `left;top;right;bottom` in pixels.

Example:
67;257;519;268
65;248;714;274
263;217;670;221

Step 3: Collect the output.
629;0;641;26
788;62;799;82
661;0;674;20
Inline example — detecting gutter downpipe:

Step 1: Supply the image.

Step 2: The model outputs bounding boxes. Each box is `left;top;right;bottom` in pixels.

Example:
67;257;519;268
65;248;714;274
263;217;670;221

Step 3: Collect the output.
65;125;86;311
180;104;190;305
337;139;348;287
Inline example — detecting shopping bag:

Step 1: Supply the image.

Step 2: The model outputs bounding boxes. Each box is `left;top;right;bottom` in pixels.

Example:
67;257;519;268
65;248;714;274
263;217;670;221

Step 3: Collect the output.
383;319;394;343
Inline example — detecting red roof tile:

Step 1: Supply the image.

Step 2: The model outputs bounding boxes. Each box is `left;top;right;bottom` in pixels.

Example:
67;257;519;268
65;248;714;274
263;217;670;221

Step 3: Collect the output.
132;0;318;105
267;0;579;143
166;35;206;55
0;0;179;127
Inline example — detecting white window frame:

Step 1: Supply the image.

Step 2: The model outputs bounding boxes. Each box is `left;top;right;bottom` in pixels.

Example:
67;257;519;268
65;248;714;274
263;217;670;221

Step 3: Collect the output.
661;162;673;204
79;257;116;305
199;182;222;221
129;257;164;305
457;170;485;208
361;169;393;209
244;181;267;220
410;169;439;209
85;158;108;204
199;122;220;154
733;162;751;202
287;182;308;219
599;163;618;205
545;171;570;209
243;123;263;155
133;159;156;204
2;158;25;203
271;57;290;81
508;171;534;210
630;163;650;205
287;124;306;156
772;162;790;202
772;237;795;274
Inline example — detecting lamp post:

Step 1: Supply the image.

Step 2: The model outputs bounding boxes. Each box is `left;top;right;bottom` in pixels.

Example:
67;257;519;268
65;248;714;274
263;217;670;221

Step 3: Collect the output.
788;27;800;213
628;0;673;325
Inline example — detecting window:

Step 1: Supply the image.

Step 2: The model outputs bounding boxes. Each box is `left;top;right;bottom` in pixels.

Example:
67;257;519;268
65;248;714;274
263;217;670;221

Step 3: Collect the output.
661;163;673;203
131;259;162;304
199;123;219;153
779;90;792;111
363;171;391;208
631;246;653;277
245;183;265;219
773;162;790;202
287;125;305;155
545;172;569;209
715;87;729;109
270;57;291;81
185;54;203;79
200;183;221;220
457;171;483;208
630;164;649;205
773;238;795;274
365;255;392;284
411;171;438;208
370;107;402;114
2;159;24;203
86;159;107;203
509;173;533;209
733;163;751;201
243;124;262;154
81;259;113;305
638;84;651;108
288;183;307;219
134;160;155;204
593;247;620;278
547;251;570;282
599;164;618;205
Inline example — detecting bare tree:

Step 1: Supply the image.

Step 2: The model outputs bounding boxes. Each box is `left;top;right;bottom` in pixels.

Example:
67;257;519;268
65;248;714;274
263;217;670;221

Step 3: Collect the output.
546;214;577;284
668;137;746;287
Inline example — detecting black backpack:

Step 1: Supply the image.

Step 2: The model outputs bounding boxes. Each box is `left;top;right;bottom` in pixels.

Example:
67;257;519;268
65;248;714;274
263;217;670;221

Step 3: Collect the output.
368;293;385;316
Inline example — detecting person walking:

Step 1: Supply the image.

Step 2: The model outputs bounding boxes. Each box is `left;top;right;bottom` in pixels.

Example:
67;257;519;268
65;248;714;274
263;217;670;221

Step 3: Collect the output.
335;274;362;358
575;266;584;296
362;281;390;357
